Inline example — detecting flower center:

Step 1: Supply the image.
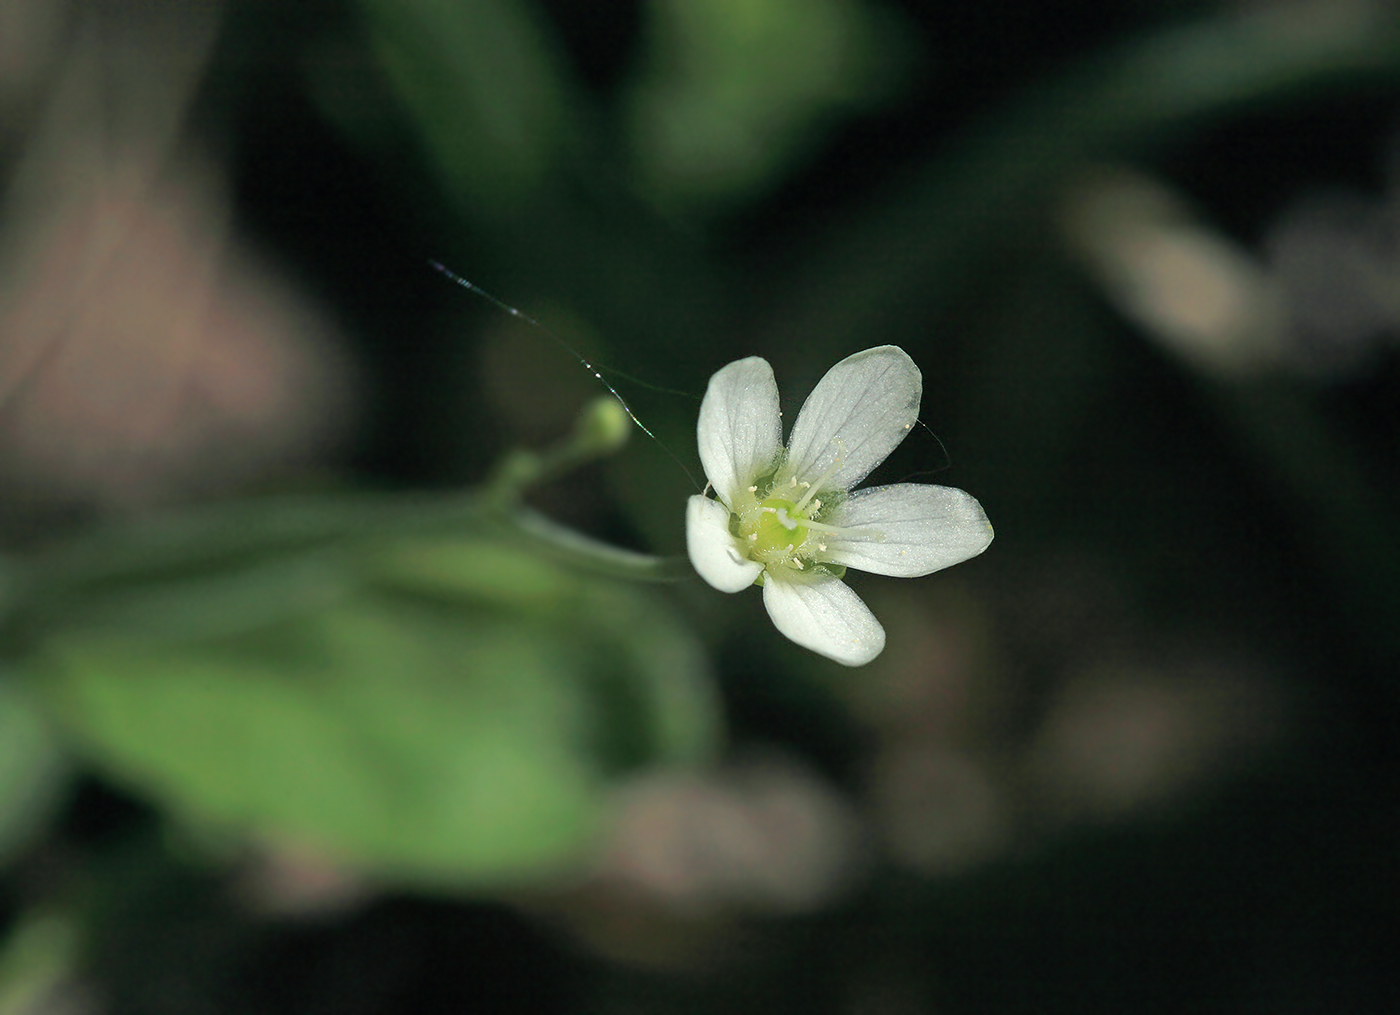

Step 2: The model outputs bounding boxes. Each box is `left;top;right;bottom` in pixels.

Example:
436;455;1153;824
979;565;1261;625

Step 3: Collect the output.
730;458;874;574
752;497;809;556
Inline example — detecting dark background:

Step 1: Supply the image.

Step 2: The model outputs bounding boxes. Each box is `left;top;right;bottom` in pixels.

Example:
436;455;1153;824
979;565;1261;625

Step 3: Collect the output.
1;1;1397;1012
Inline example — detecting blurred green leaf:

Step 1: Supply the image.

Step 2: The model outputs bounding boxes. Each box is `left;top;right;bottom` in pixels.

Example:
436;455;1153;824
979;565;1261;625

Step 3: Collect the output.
626;0;911;212
371;537;718;767
27;532;715;888
0;681;68;868
0;911;80;1015
355;0;572;216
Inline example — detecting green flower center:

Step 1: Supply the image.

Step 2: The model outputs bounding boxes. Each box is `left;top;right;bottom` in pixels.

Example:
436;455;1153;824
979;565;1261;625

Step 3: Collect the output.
751;497;809;557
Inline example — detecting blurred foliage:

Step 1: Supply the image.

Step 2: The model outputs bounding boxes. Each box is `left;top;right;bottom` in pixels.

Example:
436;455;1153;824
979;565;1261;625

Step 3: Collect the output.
352;0;571;218
622;0;911;213
0;910;79;1015
2;403;712;889
31;529;711;887
0;681;66;867
2;0;1399;1012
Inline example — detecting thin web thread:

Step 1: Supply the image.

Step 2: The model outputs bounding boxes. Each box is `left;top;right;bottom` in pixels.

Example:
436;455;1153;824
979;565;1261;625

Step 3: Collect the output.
893;418;953;483
430;260;701;490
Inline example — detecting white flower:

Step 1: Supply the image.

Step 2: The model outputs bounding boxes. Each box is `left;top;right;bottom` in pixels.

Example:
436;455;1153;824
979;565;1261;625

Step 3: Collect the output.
686;346;993;666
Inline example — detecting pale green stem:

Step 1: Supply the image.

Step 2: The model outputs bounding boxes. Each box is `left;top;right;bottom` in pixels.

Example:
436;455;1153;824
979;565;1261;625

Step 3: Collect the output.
0;399;683;641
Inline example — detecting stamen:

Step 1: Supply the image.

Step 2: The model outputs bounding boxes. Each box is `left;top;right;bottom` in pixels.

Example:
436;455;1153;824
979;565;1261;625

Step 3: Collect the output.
801;517;883;541
793;444;845;513
747;485;758;493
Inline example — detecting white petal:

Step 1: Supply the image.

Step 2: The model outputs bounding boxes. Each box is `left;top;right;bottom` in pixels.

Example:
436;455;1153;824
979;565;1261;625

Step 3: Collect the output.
686;495;764;592
761;573;885;667
784;346;920;492
821;484;993;577
697;356;783;502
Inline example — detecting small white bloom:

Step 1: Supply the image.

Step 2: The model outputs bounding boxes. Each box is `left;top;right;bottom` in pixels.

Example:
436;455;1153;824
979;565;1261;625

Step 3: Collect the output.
686;346;993;666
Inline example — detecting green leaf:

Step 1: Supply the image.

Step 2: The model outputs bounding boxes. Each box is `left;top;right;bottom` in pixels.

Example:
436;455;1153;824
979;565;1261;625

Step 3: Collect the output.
0;681;69;868
368;536;719;769
29;535;717;889
0;911;80;1014
355;0;572;216
626;0;912;211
